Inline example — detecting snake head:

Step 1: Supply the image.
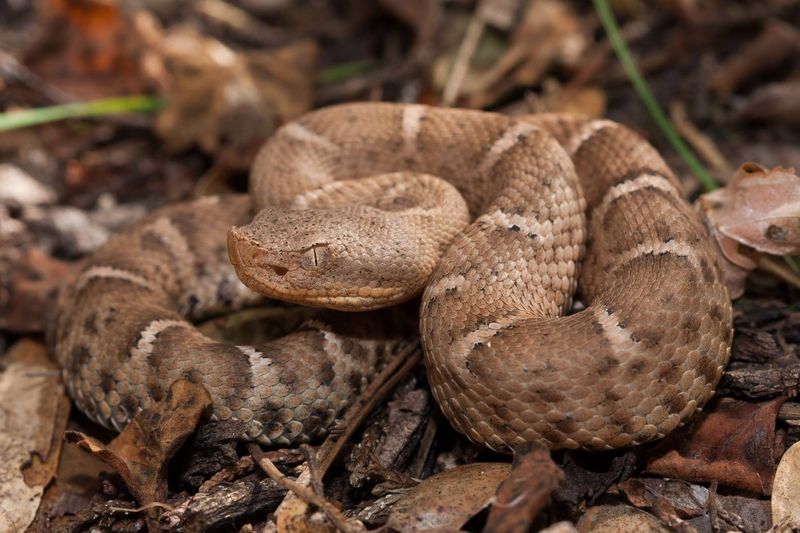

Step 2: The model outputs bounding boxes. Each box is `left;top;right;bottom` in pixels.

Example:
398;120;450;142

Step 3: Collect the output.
227;206;428;311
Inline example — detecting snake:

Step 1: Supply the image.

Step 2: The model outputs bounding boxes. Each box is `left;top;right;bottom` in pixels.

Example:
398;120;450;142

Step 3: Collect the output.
54;103;733;452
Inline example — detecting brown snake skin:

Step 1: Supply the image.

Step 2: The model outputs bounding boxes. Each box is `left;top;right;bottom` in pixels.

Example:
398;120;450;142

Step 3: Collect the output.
55;103;733;451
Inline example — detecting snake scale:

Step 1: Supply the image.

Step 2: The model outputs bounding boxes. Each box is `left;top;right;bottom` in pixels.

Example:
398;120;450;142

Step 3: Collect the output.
55;103;733;452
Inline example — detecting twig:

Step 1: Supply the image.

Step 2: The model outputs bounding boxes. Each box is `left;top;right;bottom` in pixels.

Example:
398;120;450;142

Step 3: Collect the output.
315;61;418;104
669;101;735;179
593;0;719;191
250;342;421;530
756;255;800;292
248;443;359;533
316;341;423;477
442;13;485;107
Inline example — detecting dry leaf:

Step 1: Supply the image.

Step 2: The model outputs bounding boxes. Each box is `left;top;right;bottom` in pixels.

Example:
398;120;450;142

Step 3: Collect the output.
699;163;800;298
432;0;587;108
772;441;800;530
65;379;213;507
386;462;511;532
737;81;800;125
0;339;71;532
645;397;786;495
27;0;147;99
136;11;317;161
708;19;800;99
576;505;670;533
484;444;563;533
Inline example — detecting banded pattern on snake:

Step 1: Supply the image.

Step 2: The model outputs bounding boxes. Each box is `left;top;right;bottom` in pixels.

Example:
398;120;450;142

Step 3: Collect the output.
55;103;733;451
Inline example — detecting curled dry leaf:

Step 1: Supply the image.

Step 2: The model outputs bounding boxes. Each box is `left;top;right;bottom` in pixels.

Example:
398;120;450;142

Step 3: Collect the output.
708;19;800;99
737;81;800;126
484;443;563;533
135;11;318;160
576;505;670;533
645;397;786;495
0;340;71;532
612;477;771;531
699;163;800;298
27;0;148;99
470;0;588;108
772;440;800;530
432;0;587;108
386;462;511;533
65;379;213;507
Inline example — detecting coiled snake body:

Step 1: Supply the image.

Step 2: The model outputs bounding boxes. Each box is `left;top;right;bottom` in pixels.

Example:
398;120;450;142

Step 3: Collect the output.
55;103;732;451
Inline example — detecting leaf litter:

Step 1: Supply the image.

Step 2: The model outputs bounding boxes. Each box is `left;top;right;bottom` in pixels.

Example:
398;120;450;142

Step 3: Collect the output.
1;0;800;531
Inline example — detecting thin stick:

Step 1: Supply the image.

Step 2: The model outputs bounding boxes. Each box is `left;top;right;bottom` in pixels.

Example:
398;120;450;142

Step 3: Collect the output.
317;341;423;477
756;255;800;291
442;13;485;107
248;443;359;533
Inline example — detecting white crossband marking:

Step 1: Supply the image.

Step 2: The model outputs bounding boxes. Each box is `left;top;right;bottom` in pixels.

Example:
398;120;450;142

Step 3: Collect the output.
76;266;153;293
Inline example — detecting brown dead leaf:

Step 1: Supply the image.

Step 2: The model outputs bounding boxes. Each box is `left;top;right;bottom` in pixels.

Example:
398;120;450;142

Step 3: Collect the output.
699;163;800;298
468;0;588;108
645;396;786;495
26;0;147;99
136;11;317;162
612;478;708;530
483;444;563;533
0;339;71;532
772;440;800;530
708;19;800;99
277;496;339;533
65;379;213;507
386;462;511;532
433;0;587;108
378;0;441;60
737;81;800;125
576;505;670;533
522;82;607;118
615;478;771;532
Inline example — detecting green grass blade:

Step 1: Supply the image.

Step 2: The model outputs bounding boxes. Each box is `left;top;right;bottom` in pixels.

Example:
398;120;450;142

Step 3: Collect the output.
317;60;376;85
593;0;719;191
0;95;164;133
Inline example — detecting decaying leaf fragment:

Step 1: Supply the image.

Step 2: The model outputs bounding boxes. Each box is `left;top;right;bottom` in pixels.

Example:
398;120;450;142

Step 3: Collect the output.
484;444;563;533
699;163;800;298
772;440;800;531
645;397;786;495
65;379;213;507
432;0;588;108
0;340;71;532
576;504;670;533
385;462;511;532
135;11;318;159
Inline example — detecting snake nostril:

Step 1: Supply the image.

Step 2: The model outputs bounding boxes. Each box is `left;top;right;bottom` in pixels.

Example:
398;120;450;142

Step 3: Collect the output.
269;265;288;276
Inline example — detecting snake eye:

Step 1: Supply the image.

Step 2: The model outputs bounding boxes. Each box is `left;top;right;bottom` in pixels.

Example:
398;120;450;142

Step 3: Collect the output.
301;244;331;270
